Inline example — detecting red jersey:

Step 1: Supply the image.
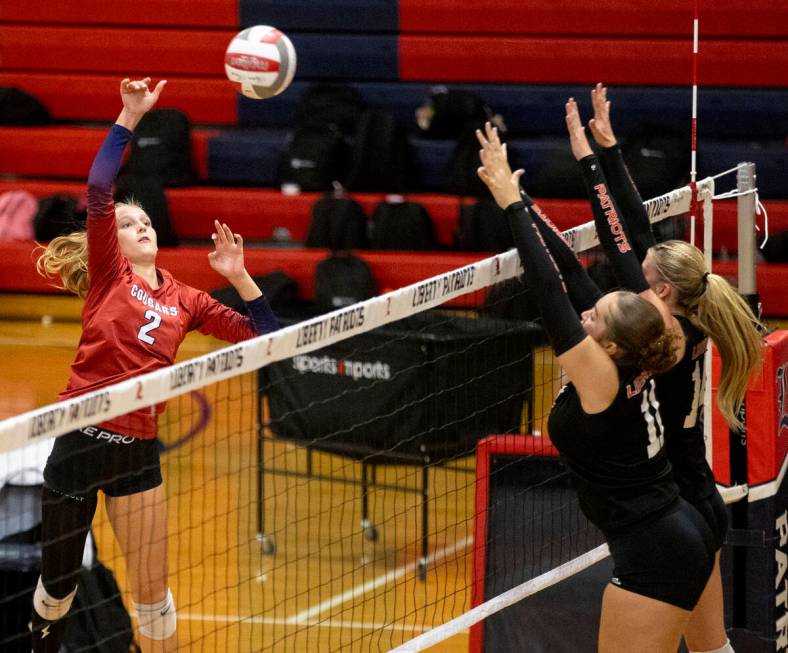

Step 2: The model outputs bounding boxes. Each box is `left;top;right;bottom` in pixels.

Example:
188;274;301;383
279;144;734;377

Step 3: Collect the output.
59;183;257;439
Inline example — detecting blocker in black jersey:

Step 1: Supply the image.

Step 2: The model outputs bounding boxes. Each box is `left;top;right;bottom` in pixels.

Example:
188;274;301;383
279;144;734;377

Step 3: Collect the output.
548;369;677;537
549;369;716;609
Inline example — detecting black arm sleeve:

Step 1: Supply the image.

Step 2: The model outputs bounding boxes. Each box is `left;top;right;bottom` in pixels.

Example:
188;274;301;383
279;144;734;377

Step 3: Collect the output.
506;201;587;356
520;191;602;314
577;155;650;294
598;145;656;262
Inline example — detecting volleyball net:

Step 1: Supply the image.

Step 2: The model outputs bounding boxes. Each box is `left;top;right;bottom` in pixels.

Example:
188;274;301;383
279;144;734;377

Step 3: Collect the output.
0;167;770;652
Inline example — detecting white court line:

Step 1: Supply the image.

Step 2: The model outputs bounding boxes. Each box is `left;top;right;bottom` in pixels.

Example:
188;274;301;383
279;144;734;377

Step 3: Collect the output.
286;535;474;626
178;613;436;633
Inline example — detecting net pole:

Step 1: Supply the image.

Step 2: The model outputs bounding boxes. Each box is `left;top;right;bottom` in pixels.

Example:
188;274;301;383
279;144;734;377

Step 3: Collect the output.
736;162;758;305
689;0;699;245
730;161;757;628
702;179;714;469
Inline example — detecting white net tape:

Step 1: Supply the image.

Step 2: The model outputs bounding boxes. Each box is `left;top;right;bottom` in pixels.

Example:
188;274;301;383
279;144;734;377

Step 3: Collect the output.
0;177;715;454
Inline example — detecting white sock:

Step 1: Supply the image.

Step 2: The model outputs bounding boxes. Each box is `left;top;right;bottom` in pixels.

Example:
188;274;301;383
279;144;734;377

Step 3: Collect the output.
689;638;733;653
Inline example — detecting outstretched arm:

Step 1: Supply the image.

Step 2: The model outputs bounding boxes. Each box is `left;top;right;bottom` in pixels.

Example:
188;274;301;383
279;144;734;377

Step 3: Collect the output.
567;100;683;358
566;98;649;295
521;190;603;314
207;220;278;334
588;83;655;262
477;123;618;412
87;78;167;290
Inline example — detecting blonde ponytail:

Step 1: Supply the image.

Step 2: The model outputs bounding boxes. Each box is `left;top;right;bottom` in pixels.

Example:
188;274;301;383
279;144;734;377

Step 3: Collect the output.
35;232;89;298
651;240;764;430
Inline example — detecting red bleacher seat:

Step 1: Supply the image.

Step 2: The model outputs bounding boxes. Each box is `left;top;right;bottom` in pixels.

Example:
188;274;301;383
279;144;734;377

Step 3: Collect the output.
0;127;216;181
0;0;238;27
2;240;786;315
0;240;483;305
1;26;233;76
399;0;788;38
1;180;785;256
0;73;237;125
399;35;787;87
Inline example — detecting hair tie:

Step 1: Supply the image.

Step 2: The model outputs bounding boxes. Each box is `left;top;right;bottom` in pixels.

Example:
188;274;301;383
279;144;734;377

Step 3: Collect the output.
702;271;710;287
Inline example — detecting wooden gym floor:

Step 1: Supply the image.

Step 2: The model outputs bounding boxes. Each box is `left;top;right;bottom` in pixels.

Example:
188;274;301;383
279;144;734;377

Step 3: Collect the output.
0;294;568;652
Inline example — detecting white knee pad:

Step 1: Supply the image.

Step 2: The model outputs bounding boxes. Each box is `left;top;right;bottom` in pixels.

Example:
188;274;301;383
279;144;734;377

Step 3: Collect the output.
135;589;177;640
690;639;734;653
33;577;77;621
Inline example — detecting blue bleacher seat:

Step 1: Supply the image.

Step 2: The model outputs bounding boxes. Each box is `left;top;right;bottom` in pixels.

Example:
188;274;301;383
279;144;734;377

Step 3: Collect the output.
287;33;398;79
208;130;289;185
240;0;398;33
698;140;788;199
238;82;788;141
208;126;786;200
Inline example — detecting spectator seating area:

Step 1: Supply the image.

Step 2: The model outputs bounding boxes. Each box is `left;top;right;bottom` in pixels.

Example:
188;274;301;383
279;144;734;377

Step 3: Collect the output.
1;0;787;314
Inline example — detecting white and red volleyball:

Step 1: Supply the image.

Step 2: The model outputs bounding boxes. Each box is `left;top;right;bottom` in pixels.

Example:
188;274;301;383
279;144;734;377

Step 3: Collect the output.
224;25;296;100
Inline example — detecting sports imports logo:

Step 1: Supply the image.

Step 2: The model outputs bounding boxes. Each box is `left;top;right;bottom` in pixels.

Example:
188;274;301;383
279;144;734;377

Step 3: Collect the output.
292;355;391;381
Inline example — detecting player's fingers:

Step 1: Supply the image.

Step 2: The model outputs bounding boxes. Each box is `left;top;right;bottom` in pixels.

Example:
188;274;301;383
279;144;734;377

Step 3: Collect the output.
221;223;235;244
152;80;167;98
213;219;227;244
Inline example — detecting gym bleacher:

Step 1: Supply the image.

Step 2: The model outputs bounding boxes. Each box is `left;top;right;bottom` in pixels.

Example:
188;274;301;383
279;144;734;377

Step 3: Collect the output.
1;0;787;313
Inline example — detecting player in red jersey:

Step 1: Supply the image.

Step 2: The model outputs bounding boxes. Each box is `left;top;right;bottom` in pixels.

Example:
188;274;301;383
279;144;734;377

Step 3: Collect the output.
31;78;279;653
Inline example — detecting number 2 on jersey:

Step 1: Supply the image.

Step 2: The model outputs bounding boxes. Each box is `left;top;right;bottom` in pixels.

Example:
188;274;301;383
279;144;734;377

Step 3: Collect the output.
137;309;162;345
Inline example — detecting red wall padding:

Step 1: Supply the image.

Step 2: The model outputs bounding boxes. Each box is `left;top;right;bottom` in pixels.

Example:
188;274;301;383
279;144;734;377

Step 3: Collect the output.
0;26;233;76
2;180;786;256
0;241;484;304
0;0;238;27
0;127;215;181
399;0;788;38
0;73;237;125
400;35;788;87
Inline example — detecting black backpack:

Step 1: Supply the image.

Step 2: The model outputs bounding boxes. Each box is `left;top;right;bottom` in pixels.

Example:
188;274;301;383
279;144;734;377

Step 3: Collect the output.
279;84;367;192
0;87;50;125
294;83;366;135
114;174;178;247
120;109;196;187
620;126;690;200
370;201;436;251
33;194;86;241
62;560;140;652
418;87;492;140
314;253;376;313
345;109;417;193
305;195;368;250
278;125;349;192
211;270;300;313
456;199;514;252
445;124;490;197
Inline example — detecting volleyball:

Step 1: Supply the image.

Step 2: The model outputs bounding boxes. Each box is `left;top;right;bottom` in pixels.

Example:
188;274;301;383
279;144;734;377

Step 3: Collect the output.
224;25;296;100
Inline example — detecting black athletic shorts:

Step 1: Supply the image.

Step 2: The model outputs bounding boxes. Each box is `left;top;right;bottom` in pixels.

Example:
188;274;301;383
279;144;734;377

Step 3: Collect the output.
606;498;716;610
690;489;729;551
44;426;162;499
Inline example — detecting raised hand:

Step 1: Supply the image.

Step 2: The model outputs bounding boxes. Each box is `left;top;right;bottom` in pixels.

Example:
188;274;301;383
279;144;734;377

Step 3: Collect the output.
476;122;523;210
119;77;167;119
588;83;617;148
208;220;247;282
565;98;594;161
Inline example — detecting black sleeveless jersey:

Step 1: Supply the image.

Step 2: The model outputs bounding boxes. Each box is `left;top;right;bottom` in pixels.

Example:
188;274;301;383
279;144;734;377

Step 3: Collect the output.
547;367;679;537
656;315;717;502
